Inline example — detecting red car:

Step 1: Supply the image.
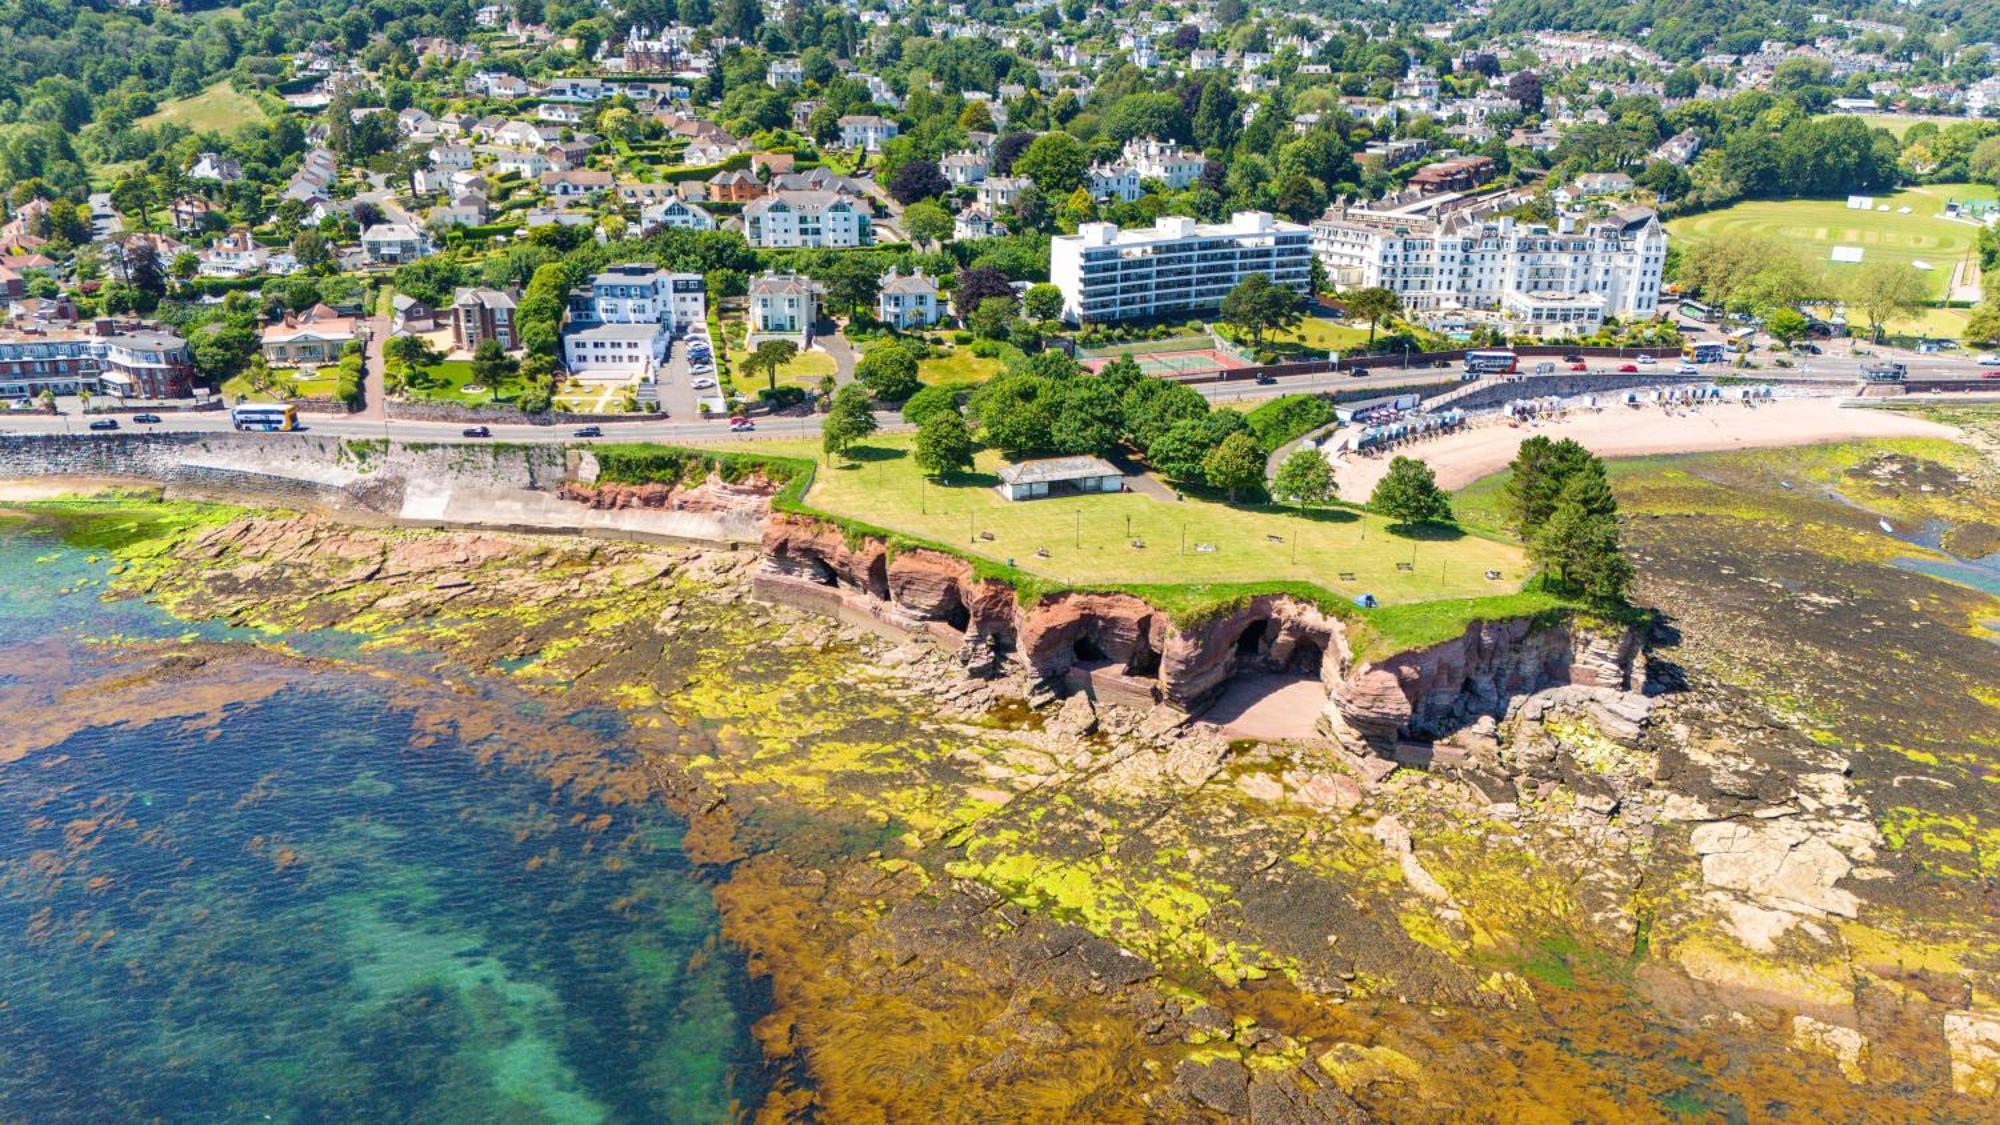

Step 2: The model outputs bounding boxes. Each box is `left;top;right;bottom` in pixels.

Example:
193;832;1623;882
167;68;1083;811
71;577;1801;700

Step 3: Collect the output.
1617;363;1639;373
1568;362;1588;372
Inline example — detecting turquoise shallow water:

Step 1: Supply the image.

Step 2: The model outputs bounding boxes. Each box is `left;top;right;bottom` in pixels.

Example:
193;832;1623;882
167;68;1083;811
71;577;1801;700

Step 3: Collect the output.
0;521;763;1122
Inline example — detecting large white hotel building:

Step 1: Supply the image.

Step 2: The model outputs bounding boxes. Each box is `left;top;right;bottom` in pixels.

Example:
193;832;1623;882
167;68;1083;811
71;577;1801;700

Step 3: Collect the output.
1049;211;1313;325
1309;204;1668;338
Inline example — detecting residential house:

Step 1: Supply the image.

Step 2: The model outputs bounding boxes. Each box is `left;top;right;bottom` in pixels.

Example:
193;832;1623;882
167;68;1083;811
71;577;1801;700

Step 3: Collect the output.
978;176;1028;210
747;272;821;346
1088;162;1142;203
539;169;613;199
170;197;219;234
429;190;489;228
877;269;942;329
495;149;550;178
493;120;556;148
708;169;765;202
639;196;716;232
360;223;431;265
1122;136;1207;189
397;108;437;137
430;143;475;171
391;294;440;335
1652;129;1701;167
450;287;519;351
767;58;804;87
941;151;990;187
1553;172;1635;205
954;203;1004;241
742;191;872;249
537;102;586;125
838;114;899;151
1408;155;1497;193
198;227;273;277
261;304;363;368
189;152;244;184
560;264;706;375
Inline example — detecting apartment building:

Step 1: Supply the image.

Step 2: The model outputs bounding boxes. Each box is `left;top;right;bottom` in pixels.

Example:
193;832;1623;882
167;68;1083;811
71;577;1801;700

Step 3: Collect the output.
1309;204;1668;338
0;322;196;399
1049;211;1312;325
565;264;707;334
742;191;871;249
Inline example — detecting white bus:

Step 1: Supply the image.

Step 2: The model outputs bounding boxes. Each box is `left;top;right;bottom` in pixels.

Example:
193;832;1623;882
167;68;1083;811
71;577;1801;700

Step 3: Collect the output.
1464;349;1518;375
231;403;298;432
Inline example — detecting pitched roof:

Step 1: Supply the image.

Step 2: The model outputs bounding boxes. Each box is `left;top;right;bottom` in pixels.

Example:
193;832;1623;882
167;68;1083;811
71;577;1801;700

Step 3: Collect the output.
996;456;1122;486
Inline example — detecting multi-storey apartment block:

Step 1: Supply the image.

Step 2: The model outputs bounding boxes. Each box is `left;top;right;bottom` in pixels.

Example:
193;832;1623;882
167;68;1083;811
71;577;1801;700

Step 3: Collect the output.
1049;212;1312;325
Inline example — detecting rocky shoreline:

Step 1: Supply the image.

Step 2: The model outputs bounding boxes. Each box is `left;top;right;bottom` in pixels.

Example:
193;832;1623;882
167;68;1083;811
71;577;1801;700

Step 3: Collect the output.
6;456;1998;1116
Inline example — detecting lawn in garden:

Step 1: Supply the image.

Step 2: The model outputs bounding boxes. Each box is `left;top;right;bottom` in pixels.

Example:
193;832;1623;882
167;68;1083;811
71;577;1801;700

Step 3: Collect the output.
917;347;1008;386
137;82;269;132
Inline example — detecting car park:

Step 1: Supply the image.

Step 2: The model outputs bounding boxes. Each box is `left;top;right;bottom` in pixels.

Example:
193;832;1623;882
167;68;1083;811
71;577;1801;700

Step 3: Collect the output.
462;426;490;438
88;418;119;431
572;425;602;438
134;413;163;424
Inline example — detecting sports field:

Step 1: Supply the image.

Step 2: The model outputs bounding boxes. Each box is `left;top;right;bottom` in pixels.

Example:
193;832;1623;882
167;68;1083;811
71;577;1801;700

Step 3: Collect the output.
1080;347;1249;376
1666;184;1995;301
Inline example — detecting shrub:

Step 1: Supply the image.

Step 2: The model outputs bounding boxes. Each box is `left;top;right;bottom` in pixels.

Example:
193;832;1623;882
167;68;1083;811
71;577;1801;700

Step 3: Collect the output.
757;385;810;407
952;331;974;345
1246;394;1337;452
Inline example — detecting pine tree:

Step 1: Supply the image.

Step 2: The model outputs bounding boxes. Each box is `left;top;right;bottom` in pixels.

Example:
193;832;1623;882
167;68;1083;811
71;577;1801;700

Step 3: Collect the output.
1529;473;1633;602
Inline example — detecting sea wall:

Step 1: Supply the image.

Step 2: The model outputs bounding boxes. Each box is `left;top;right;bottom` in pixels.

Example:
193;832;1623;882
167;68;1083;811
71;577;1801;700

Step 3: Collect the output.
0;434;765;544
752;512;1647;750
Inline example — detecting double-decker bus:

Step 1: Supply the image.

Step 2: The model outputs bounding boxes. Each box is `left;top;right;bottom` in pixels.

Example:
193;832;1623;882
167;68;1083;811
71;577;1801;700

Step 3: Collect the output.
1682;341;1725;364
231;403;298;431
1464;349;1518;375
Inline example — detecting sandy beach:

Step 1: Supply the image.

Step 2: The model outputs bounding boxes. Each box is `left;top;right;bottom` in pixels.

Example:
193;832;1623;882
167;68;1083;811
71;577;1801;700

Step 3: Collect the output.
1333;397;1965;496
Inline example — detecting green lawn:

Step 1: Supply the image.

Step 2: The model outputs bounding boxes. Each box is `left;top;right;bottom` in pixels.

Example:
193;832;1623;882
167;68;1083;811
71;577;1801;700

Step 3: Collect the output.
724;337;837;392
1271;317;1374;353
221;368;336;402
409;360;503;405
1842;112;1965;140
734;435;1528;605
137;82;269;133
917;348;1006;387
1667;184;1994;302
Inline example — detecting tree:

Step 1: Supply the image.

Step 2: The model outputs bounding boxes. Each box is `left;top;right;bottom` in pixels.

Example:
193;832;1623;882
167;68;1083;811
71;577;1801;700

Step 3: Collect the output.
1049;377;1123;456
901;384;961;428
970;296;1014;340
969;371;1055;454
1023;283;1064;322
1146;418;1214;485
1766;307;1810;350
914;410;975;478
1677;234;1819;331
856;343;922;401
1202;432;1266;501
1271;448;1336;508
1123;378;1208;449
1368;457;1454;526
1846;260;1927;342
1344;287;1401;348
743;340;800;392
1530;472;1632;601
902;199;953;247
888;158;950;205
471;338;517;387
170;251;200;288
953;266;1016;319
1501;436;1599;539
1506;71;1544;115
125;243;165;301
1014;132;1089;195
1219;272;1303;346
821;384;878;461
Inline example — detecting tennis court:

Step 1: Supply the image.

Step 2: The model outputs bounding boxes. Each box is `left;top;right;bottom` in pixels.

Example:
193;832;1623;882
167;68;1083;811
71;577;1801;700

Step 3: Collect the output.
1081;347;1251;376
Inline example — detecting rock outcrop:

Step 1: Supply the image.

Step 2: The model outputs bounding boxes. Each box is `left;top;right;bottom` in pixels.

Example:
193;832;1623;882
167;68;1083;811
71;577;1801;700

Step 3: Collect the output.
557;473;778;516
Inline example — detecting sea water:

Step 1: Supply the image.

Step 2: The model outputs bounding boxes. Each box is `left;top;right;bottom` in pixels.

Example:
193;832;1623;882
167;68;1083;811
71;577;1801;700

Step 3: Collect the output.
0;519;762;1122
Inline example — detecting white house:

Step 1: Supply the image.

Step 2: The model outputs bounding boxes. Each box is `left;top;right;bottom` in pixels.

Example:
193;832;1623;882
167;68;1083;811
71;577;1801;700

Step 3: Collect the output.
639;196;717;232
978;175;1028;209
941;151;990;187
767;58;804;87
838;114;899;151
430;143;475;171
954;203;1004;241
1088;163;1143;203
495;149;550;178
743;191;872;249
877;269;942;329
1122;137;1207;189
360;223;431;265
747;273;822;346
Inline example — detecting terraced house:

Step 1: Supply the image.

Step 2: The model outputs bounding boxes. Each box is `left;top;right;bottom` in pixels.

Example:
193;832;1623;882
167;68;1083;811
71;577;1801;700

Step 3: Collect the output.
742;191;871;249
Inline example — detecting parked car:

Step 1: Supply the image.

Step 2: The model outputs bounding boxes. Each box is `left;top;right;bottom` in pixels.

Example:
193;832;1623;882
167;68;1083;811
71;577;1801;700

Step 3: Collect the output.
728;417;755;432
691;377;717;389
1635;354;1656;365
1617;363;1639;373
1568;362;1588;372
88;418;120;431
1979;353;2000;366
133;413;163;424
572;425;602;438
462;425;491;438
1675;362;1700;375
1792;343;1822;355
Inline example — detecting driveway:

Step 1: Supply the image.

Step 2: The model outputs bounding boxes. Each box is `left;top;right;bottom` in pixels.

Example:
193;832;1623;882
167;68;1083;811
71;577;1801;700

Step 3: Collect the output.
820;324;858;386
360;315;389;420
654;337;700;419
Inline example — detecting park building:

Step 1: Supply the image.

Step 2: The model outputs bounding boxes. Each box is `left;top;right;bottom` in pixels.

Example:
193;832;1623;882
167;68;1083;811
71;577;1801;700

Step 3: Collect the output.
1048;211;1313;326
1309;204;1667;338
